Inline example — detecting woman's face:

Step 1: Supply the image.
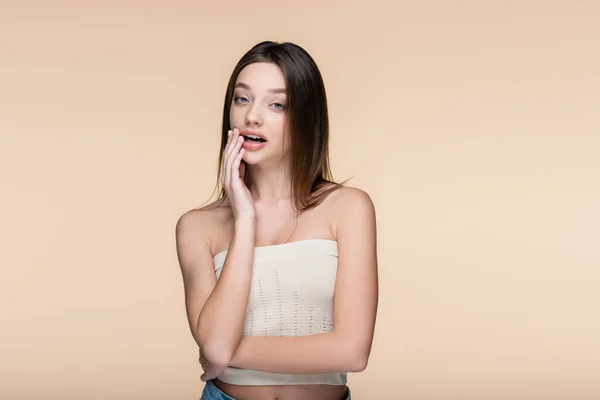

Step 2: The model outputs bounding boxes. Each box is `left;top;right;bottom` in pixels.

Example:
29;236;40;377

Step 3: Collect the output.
229;62;290;165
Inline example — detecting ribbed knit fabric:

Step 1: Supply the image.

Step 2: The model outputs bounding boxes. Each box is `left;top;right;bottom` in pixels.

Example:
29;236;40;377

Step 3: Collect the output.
212;238;347;386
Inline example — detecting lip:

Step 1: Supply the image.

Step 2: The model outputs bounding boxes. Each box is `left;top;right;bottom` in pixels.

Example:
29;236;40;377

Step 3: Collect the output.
242;139;267;151
239;129;267;141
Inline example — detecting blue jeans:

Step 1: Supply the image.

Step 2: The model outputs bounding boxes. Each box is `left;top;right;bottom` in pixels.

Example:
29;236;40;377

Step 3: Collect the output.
200;380;352;400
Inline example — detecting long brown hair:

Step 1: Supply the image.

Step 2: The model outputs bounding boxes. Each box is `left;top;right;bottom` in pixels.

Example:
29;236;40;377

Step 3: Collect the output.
206;41;350;212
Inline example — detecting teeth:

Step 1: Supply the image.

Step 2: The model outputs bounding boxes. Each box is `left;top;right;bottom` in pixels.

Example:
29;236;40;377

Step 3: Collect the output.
246;135;261;139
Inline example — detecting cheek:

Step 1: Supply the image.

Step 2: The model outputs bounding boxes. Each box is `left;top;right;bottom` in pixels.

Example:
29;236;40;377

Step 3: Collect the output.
229;107;243;126
265;113;287;138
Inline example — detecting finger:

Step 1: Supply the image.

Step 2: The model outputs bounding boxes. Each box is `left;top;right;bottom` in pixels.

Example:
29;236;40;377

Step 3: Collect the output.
232;148;245;183
220;131;229;186
223;132;238;188
225;128;239;161
230;138;245;185
221;130;233;184
224;130;242;185
227;134;244;181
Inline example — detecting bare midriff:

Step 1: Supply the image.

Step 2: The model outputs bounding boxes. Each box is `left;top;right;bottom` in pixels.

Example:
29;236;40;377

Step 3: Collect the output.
213;379;347;400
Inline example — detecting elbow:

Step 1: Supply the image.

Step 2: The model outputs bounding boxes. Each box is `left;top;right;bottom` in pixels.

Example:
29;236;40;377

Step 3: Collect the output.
344;338;371;372
336;330;372;373
348;352;369;372
196;322;235;367
196;330;234;367
200;342;233;368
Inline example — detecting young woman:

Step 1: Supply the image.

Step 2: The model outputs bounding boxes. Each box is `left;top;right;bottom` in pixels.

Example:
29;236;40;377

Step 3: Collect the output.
176;41;378;400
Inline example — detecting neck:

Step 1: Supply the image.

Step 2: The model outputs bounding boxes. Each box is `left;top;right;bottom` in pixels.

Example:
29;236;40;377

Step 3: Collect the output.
245;162;292;206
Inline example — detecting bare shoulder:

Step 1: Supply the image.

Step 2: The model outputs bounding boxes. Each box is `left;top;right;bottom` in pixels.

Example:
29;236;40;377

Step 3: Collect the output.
175;198;232;264
325;185;376;216
327;185;374;206
322;185;376;237
176;199;228;237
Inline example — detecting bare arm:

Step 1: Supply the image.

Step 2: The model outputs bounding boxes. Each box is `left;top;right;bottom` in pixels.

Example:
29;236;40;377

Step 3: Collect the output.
176;211;255;367
229;187;379;374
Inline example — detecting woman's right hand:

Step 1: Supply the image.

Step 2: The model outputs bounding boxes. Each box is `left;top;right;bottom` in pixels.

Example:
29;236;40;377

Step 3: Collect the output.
222;128;255;220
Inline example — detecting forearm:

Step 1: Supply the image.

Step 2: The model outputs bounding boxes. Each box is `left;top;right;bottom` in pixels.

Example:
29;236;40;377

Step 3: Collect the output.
197;217;255;365
230;331;368;374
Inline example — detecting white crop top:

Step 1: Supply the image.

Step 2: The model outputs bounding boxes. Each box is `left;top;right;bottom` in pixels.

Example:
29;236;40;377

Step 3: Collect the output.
212;238;347;386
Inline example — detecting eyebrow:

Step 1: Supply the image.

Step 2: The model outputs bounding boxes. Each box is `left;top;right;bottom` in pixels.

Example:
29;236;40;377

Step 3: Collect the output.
235;82;286;94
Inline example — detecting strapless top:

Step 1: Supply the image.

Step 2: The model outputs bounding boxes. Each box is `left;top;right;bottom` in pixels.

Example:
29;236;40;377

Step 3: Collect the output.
212;239;347;386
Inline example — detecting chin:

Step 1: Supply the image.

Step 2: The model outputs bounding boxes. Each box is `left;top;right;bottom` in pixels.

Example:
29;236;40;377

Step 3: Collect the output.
242;152;262;165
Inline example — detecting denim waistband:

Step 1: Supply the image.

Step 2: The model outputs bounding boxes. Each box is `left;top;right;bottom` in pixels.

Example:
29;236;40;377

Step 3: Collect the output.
200;380;236;400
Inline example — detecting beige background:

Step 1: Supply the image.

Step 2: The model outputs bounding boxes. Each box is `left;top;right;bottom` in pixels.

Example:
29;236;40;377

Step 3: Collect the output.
1;1;599;399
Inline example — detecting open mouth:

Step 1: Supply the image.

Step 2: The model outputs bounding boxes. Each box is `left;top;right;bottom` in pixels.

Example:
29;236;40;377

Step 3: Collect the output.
243;134;266;143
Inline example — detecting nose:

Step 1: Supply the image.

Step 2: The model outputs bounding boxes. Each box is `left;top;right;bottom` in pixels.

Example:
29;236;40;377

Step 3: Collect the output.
244;104;263;126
